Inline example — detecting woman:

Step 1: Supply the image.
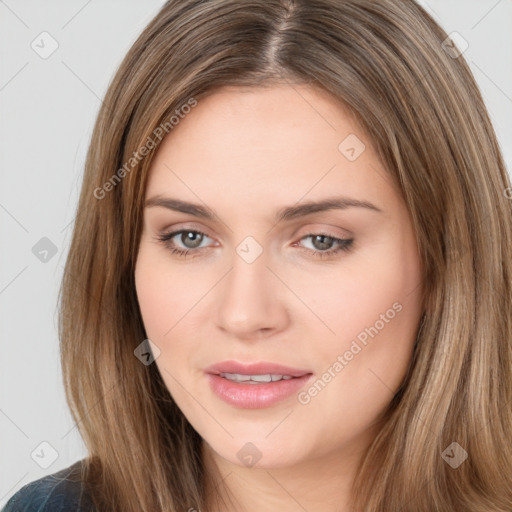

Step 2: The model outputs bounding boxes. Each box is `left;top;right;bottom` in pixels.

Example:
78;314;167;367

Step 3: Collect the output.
4;0;512;510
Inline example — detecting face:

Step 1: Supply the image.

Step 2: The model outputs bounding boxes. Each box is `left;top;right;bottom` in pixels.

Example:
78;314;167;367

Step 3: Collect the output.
134;84;424;470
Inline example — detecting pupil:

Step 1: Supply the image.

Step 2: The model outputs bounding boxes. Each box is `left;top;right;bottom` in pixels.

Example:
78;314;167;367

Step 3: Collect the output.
182;232;203;248
179;233;335;251
313;235;333;250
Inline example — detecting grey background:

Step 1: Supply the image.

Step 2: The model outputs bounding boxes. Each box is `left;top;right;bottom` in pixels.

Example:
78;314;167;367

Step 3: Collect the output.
1;0;511;505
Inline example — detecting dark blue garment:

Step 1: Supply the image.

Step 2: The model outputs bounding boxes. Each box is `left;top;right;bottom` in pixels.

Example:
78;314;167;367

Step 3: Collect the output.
2;459;95;512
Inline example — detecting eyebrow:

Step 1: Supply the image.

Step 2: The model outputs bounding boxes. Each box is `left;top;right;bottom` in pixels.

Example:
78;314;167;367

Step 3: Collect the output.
144;195;383;222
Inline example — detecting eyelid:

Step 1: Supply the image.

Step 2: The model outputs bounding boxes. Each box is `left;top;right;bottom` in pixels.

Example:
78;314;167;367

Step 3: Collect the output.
292;223;353;243
157;224;354;256
158;223;350;243
158;222;216;239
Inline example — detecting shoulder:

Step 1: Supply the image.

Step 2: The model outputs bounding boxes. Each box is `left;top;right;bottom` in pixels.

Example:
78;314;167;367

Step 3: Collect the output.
2;459;95;512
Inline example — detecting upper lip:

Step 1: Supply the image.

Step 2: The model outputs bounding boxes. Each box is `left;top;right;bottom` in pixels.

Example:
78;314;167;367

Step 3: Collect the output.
205;360;312;378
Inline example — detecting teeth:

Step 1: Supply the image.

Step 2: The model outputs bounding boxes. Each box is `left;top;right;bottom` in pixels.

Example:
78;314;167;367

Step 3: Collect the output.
220;373;294;383
251;374;271;382
272;374;292;381
223;373;251;381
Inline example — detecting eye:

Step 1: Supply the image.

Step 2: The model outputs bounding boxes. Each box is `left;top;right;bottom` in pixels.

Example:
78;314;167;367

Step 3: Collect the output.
156;229;214;258
155;229;354;260
295;233;354;259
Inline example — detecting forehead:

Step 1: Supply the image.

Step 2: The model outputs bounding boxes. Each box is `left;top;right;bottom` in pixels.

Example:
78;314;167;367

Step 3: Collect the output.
144;85;396;215
154;84;361;155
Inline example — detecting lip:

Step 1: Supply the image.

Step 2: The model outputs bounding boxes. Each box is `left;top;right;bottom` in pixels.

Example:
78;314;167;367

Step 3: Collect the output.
204;360;311;378
204;360;314;409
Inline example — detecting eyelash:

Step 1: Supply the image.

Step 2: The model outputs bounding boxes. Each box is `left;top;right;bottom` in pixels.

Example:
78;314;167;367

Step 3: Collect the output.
155;229;354;260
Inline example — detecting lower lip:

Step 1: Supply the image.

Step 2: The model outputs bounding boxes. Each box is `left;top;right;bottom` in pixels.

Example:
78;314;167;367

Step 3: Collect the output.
206;373;313;409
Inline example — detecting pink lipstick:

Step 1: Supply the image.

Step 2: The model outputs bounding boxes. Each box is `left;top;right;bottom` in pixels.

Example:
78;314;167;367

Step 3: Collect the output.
204;360;314;409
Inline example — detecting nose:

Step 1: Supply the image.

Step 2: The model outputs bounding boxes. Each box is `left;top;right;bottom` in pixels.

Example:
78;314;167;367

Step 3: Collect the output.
215;245;289;341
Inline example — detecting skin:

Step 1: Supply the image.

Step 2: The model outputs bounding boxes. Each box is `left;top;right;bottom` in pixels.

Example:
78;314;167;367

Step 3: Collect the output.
134;84;424;512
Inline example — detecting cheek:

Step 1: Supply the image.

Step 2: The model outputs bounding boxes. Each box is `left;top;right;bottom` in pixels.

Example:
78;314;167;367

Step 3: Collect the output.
292;246;421;355
296;242;423;427
294;237;422;380
135;247;202;340
134;253;201;406
135;267;173;339
134;245;214;409
300;302;419;448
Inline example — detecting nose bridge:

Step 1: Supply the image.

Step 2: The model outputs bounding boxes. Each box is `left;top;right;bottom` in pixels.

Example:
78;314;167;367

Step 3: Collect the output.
225;237;270;307
215;236;286;338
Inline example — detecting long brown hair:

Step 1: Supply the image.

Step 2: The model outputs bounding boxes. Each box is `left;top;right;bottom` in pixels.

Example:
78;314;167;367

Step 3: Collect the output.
58;0;512;510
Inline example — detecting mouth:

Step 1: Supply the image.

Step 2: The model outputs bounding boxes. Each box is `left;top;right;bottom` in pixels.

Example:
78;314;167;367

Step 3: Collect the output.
204;360;314;409
218;373;296;384
205;360;311;378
